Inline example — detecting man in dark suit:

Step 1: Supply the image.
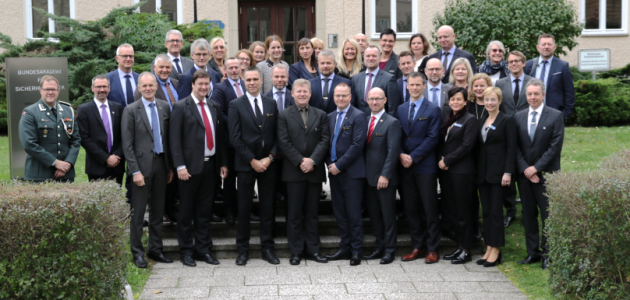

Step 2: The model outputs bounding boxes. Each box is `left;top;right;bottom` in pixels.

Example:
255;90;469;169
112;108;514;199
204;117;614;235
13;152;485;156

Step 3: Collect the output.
77;75;125;185
397;51;416;103
105;43;139;109
524;34;575;119
325;82;367;266
277;79;330;265
418;25;477;84
121;72;174;268
309;50;353;113
397;72;443;264
228;66;280;266
178;38;222;99
362;87;401;264
352;45;400;116
170;70;229;267
422;58;453;116
514;79;564;270
379;28;403;79
162;29;194;80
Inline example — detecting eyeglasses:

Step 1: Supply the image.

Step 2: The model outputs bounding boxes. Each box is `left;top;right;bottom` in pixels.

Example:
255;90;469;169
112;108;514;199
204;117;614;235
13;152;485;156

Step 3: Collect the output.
193;53;210;58
426;68;442;73
167;39;183;44
367;98;385;102
334;94;351;98
93;86;109;90
118;55;134;59
41;88;59;93
507;60;523;64
491;49;504;53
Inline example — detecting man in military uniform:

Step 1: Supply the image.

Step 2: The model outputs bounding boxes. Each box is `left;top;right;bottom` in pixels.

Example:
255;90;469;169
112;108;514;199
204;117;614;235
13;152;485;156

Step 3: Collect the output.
19;75;81;182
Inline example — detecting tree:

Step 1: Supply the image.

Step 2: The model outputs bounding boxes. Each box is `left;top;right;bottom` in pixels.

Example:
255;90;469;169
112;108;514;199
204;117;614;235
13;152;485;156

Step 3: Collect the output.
432;0;584;65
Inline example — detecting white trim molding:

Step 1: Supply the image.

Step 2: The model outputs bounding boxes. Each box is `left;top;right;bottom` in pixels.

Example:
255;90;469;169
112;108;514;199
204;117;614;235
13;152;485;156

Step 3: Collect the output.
25;0;76;39
580;0;628;36
370;0;418;40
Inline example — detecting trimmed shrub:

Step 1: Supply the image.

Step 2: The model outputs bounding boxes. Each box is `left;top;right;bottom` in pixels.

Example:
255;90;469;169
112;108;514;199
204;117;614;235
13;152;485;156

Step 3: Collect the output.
546;150;630;299
0;180;129;299
570;78;630;126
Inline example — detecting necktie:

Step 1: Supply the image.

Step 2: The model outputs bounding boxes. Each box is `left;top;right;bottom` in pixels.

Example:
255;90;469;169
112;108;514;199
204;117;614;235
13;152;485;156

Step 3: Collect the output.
164;81;177;105
235;82;243;97
173;58;183;75
513;78;520;106
408;102;416;127
198;100;214;151
300;107;308;125
331;112;344;162
530;111;538;142
443;52;451;72
50;107;57;119
124;75;134;106
101;104;112;153
367;116;376;143
431;88;438;106
149;103;163;154
323;78;331;107
403;79;408;102
254;98;263;126
364;73;374;102
276;91;284;111
539;61;548;83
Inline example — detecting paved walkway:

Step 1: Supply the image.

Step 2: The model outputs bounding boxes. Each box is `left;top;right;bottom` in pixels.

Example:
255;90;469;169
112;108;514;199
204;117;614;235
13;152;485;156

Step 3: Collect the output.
139;255;526;299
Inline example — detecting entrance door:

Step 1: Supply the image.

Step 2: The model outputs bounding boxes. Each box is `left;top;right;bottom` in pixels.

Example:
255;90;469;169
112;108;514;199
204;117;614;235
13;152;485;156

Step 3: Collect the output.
239;1;316;64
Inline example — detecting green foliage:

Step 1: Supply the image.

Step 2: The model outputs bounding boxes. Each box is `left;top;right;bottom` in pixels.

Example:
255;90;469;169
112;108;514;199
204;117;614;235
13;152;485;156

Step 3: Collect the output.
432;0;584;65
569;66;595;82
569;78;630;126
0;180;130;299
600;63;630;83
173;21;225;57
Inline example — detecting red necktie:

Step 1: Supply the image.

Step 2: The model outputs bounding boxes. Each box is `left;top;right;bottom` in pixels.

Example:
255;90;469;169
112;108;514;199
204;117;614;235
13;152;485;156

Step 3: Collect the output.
235;82;243;97
198;101;214;151
367;116;376;143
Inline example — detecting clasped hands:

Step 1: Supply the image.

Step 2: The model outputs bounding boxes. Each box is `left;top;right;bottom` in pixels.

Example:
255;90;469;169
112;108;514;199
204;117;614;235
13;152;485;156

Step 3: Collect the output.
524;166;539;183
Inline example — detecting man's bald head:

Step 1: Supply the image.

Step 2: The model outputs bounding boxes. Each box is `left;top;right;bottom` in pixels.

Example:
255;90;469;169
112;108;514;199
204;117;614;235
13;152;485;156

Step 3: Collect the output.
354;33;368;54
436;25;456;51
367;87;387;114
425;58;445;85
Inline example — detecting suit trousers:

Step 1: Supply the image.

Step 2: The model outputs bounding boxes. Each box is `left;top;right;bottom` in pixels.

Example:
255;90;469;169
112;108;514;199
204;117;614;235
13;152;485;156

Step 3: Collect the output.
164;180;179;218
440;171;475;249
365;183;398;253
503;183;517;219
286;180;322;255
236;168;277;254
177;157;218;257
401;169;441;251
130;156;167;257
517;174;549;256
87;168;123;185
478;182;506;247
221;150;237;216
329;176;364;253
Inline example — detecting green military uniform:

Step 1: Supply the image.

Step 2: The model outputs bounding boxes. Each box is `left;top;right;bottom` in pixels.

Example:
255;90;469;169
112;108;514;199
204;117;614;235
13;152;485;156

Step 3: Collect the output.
19;99;81;181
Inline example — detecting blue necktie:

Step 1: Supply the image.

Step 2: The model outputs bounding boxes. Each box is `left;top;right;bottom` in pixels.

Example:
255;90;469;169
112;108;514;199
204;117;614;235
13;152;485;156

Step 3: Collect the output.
431;88;438;106
408;102;416;127
330;111;344;162
149;103;163;154
173;58;183;75
539;61;548;83
530;111;538;142
125;75;134;106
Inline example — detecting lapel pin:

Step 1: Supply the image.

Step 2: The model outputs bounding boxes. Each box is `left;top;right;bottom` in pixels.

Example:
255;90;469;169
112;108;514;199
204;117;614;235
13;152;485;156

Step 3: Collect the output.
47;113;50;115
380;120;383;122
41;119;45;121
543;127;546;129
112;111;115;114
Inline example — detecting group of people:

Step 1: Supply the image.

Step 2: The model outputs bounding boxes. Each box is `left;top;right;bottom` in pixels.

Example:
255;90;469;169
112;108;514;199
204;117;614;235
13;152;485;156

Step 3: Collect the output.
18;25;570;271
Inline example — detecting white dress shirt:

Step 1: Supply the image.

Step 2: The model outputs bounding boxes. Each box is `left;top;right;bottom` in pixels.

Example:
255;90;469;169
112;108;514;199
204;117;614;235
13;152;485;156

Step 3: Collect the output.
368;109;385;134
527;104;544;136
176;94;216;171
94;98;114;142
427;81;443;106
511;73;525;95
167;53;184;73
117;68;136;97
335;105;351;129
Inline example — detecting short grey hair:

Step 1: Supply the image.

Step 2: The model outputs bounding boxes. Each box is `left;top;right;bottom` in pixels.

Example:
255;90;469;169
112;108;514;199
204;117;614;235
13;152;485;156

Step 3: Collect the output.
165;29;183;42
271;63;289;74
138;71;157;84
318;50;336;61
525;78;546;94
485;40;506;58
116;43;134;56
154;53;172;66
293;78;311;91
91;74;110;86
191;38;209;54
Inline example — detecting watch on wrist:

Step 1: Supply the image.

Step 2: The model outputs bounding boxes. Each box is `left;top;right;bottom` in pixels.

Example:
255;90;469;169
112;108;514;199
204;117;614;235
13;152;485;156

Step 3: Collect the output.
311;158;316;166
269;156;275;162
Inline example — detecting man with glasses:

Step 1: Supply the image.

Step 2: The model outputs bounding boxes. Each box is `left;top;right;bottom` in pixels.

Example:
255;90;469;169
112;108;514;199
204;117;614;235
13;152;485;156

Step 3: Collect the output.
352;45;400;117
178;38;222;99
157;29;194;80
106;43;139;109
423;58;452;117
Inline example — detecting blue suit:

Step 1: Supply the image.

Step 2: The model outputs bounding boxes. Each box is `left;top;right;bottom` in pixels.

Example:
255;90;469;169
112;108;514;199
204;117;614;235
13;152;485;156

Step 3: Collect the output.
524;56;575;119
177;66;222;99
105;69;139;108
326;105;367;253
397;99;441;174
289;61;319;86
309;75;354;114
397;77;410;103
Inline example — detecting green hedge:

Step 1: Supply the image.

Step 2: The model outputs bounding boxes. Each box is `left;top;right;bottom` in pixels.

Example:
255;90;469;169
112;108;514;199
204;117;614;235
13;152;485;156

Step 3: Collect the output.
568;78;630;126
546;150;630;299
0;181;129;299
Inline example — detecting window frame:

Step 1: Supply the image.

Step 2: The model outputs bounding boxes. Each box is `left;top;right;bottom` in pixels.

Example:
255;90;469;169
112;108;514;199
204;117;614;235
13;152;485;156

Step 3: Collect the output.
25;0;76;40
581;0;628;36
370;0;418;40
134;0;184;25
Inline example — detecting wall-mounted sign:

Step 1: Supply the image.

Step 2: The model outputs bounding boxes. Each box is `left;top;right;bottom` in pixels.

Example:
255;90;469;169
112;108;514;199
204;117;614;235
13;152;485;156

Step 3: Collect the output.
578;48;611;72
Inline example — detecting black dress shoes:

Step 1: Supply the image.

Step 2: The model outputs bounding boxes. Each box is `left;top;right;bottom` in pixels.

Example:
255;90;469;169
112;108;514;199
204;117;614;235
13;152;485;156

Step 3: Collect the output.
350;253;361;266
451;250;471;264
326;249;351;261
262;249;280;265
142;220;149;227
250;213;260;222
443;248;463;260
305;253;328;263
518;255;542;265
225;212;236;224
134;256;148;268
235;253;249;265
148;252;173;263
181;256;196;267
211;214;223;222
476;258;487;265
380;252;395;264
193;253;220;265
290;254;302;265
541;255;549;270
362;249;383;260
504;216;514;228
320;190;327;199
483;253;502;267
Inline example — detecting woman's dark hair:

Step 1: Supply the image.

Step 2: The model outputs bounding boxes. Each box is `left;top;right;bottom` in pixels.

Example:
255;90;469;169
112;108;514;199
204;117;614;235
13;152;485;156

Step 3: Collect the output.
408;33;430;56
448;86;468;101
296;38;318;71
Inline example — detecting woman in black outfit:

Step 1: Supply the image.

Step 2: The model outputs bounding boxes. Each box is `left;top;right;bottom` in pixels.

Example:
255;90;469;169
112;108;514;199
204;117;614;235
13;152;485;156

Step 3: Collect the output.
439;87;478;264
475;87;515;267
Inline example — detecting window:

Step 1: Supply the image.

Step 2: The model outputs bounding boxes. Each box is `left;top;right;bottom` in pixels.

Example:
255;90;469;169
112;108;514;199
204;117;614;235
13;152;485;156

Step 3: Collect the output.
581;0;628;36
25;0;75;39
370;0;418;39
135;0;183;25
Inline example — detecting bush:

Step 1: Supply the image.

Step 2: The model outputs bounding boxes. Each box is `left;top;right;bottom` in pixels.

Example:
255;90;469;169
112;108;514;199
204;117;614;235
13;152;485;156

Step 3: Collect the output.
569;78;630;126
546;150;630;299
0;181;129;299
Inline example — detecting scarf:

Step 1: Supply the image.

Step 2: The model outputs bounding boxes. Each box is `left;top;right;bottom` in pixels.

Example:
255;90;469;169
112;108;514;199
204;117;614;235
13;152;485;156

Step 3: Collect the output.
440;109;467;137
478;59;510;76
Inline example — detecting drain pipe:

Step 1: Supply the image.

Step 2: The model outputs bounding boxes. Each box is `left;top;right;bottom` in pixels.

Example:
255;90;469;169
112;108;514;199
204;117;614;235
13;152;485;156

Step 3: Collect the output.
362;0;366;34
194;0;198;23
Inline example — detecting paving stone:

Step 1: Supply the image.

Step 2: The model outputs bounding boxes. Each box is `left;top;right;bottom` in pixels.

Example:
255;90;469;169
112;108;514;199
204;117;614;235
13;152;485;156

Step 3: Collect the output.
339;264;405;274
346;282;417;294
244;296;313;300
454;292;528;299
310;273;377;284
178;275;245;287
375;272;443;283
150;268;215;278
210;285;278;298
479;282;522;292
463;263;503;273
139;287;210;299
246;273;312;285
278;284;347;295
152;261;214;269
143;277;179;288
439;272;511;282
412;281;485;293
315;294;385;300
401;263;467;274
383;293;457;300
213;266;277;276
277;265;341;275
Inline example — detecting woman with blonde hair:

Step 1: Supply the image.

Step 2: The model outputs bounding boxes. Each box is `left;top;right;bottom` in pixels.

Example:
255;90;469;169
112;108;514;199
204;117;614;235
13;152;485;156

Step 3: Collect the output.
310;37;324;61
249;41;266;65
449;58;474;89
336;38;364;79
209;37;227;76
256;35;290;94
467;73;492;120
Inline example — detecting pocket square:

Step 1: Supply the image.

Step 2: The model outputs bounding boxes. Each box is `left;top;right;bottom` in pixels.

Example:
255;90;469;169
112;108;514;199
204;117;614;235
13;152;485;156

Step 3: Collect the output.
552;72;562;75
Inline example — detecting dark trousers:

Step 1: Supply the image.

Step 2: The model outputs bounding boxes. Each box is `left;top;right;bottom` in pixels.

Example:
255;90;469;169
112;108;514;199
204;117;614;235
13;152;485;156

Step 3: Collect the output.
478;182;506;247
440;171;475;249
177;157;218;257
365;183;397;253
472;188;480;235
221;149;237;216
518;174;549;256
164;179;179;218
329;176;364;254
504;182;517;218
286;180;322;255
401;169;441;251
236;168;277;254
130;156;167;257
87;168;124;185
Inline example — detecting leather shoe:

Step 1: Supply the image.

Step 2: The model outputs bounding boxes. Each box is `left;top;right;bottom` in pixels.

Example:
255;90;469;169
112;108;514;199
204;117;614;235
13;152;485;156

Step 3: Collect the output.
443;248;463;260
350;253;361;266
326;249;351;261
320;190;327;199
211;214;222;222
225;212;235;224
181;256;196;267
483;253;502;267
476;258;487;265
253;191;258;199
162;215;172;226
148;252;173;263
250;213;260;222
290;254;302;265
541;255;549;270
380;252;395;264
362;249;383;260
451;250;471;264
305;253;328;263
134;256;148;268
518;255;541;265
193;253;220;265
504;216;514;228
425;251;439;264
142;220;149;227
262;249;280;265
401;248;426;261
235;253;248;265
166;212;178;223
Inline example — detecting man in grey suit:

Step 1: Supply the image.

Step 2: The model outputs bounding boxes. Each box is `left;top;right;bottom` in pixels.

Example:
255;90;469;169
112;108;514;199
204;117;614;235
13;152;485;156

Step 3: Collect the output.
423;58;452;118
161;29;194;80
352;45;400;116
514;79;564;270
122;72;174;268
362;87;401;264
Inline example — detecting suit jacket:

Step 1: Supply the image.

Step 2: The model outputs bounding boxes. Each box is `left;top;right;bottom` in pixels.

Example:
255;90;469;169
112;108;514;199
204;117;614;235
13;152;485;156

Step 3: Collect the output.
134;77;179;106
77;100;125;176
496;75;532;116
228;94;279;172
422;82;453;113
121;98;172;176
263;88;295;109
150;56;194;80
365;112;401;186
440;112;477;175
169;96;228;176
382;52;403;79
419;48;477;84
105;69;139;108
309;75;354;114
211;78;247;148
524;56;575;118
514;105;564;174
177;66;222;99
476;112;516;184
397;77;410;103
396;99;442;174
352;69;401;116
289;61;319;86
326;105;367;179
277;105;329;183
